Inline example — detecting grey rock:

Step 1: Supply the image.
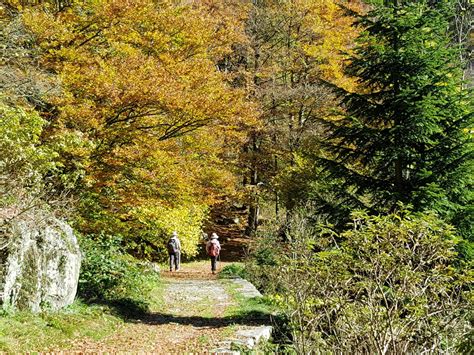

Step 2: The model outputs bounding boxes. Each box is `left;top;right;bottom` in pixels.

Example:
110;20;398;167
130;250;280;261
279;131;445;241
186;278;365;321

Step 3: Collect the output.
148;262;160;273
0;214;81;312
211;350;240;355
230;277;263;298
235;326;273;346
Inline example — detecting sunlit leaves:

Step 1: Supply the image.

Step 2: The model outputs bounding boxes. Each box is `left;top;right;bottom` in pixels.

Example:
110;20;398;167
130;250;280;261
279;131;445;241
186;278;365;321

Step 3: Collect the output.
21;0;256;253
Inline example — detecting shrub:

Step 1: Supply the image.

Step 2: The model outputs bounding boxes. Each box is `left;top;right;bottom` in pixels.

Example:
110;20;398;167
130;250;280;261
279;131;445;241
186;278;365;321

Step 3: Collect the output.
219;263;247;279
78;234;159;314
250;209;473;353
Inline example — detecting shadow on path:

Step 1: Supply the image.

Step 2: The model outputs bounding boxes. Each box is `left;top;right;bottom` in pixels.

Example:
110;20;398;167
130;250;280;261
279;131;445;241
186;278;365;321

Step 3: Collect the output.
85;298;272;329
134;310;272;328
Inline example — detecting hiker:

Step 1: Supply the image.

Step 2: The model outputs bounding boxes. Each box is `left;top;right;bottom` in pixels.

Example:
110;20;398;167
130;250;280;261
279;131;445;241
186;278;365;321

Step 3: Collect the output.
206;232;221;274
167;231;181;272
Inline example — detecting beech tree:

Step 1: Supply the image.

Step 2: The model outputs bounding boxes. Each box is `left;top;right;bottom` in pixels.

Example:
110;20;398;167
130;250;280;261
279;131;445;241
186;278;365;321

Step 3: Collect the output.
229;0;362;235
21;0;256;256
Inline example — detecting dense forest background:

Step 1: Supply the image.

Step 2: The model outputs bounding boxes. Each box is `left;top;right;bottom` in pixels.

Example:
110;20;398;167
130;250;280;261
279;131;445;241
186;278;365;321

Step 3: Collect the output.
1;0;471;255
0;0;473;351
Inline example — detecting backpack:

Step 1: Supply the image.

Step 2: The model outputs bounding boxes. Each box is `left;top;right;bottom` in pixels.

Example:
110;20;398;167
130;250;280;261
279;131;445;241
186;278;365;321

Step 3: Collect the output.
167;238;178;254
208;241;219;257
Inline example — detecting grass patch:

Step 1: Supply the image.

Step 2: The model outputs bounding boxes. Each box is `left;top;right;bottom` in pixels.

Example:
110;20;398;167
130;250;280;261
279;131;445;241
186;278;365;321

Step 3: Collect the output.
147;277;166;312
197;334;211;345
99;271;163;319
0;270;166;353
197;299;215;319
221;278;275;323
218;262;271;320
0;300;122;353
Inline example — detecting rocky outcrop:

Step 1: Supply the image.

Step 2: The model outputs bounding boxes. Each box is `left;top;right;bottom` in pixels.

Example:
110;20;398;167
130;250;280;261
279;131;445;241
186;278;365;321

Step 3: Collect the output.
0;213;81;312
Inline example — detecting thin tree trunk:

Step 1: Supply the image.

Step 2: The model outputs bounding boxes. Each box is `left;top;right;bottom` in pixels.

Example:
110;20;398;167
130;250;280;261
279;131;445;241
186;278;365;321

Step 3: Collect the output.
245;133;259;237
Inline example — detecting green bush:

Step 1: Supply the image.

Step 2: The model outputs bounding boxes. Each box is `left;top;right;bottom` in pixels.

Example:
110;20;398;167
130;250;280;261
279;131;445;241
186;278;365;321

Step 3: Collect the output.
78;234;159;314
219;263;248;279
250;208;473;353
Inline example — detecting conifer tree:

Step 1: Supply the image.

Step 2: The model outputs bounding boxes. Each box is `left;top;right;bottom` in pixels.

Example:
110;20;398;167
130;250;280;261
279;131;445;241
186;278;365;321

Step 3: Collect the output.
317;1;473;238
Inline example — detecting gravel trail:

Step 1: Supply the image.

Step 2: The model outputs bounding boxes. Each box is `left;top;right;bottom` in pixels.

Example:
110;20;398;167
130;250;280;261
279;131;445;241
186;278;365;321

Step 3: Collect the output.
63;262;238;353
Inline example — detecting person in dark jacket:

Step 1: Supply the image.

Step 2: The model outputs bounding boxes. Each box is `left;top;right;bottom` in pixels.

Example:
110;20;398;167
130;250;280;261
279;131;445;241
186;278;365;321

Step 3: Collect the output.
167;231;181;272
205;232;221;274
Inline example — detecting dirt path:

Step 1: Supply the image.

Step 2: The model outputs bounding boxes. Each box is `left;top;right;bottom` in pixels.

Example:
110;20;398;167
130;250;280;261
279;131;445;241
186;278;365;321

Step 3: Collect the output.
65;261;240;353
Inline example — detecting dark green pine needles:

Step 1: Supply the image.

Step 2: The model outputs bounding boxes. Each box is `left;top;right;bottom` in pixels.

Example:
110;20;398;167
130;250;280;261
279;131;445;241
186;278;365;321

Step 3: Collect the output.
317;1;473;238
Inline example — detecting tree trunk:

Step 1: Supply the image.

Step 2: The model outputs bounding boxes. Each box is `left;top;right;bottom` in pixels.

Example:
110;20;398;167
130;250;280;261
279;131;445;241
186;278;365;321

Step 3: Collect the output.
245;135;259;237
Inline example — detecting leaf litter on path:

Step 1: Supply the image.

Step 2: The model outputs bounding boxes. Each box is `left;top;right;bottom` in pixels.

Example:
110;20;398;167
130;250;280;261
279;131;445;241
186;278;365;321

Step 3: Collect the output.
63;262;239;353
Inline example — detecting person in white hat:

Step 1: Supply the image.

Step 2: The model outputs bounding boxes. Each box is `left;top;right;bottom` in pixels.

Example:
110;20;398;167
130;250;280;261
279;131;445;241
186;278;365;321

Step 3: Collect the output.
206;232;221;274
167;231;181;271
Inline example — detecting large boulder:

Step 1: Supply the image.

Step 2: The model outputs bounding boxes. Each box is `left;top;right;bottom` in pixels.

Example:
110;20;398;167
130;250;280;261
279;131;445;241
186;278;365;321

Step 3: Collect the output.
0;214;81;312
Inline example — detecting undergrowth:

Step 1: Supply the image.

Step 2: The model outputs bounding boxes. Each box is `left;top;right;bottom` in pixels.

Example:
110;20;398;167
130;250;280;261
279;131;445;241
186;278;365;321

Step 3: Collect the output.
0;234;165;353
218;263;247;279
78;234;160;316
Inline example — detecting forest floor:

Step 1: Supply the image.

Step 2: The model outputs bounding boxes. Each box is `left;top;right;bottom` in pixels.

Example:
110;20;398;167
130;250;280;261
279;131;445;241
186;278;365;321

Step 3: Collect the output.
0;234;272;353
35;260;271;354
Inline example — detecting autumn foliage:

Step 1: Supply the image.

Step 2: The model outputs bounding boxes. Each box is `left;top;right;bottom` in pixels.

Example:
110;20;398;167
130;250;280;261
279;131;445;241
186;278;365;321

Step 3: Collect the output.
1;0;472;351
10;0;364;256
2;0;470;262
18;0;257;256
